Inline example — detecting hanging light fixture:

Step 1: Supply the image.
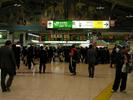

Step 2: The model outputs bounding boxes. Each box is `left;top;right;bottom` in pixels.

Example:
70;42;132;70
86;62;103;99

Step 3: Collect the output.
14;3;21;7
96;0;104;10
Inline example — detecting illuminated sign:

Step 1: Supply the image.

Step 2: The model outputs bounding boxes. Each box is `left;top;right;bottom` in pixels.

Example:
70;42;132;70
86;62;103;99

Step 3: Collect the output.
72;21;109;29
47;20;72;28
72;21;93;28
93;21;109;28
47;20;110;29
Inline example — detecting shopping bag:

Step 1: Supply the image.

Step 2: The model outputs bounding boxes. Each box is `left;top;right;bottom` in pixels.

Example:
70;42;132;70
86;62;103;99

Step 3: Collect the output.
122;63;132;73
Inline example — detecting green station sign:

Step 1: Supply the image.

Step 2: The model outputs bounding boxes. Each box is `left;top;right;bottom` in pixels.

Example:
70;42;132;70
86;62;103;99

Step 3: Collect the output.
47;20;72;28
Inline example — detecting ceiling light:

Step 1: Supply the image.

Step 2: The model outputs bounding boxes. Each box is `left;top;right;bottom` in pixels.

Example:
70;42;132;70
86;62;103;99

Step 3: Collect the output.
28;33;40;38
0;34;2;38
96;6;104;10
14;3;18;6
14;3;21;7
126;15;133;18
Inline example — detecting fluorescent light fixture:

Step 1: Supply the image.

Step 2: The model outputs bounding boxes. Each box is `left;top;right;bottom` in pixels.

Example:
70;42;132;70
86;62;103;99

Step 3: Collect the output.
126;15;133;18
17;4;21;7
31;40;39;43
0;34;2;38
16;45;21;47
0;30;7;32
96;6;104;10
80;44;89;47
44;40;90;44
28;33;40;38
39;44;44;46
14;3;21;7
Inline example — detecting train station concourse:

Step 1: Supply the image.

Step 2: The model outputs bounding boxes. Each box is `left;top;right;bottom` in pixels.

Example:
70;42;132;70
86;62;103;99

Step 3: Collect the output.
0;0;133;100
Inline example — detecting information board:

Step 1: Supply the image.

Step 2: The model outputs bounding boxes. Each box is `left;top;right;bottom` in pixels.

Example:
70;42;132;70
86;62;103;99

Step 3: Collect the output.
47;20;110;29
47;20;72;28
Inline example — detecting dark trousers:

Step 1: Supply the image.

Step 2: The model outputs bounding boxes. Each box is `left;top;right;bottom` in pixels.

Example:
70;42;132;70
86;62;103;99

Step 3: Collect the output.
81;56;85;63
112;72;127;91
1;68;14;91
69;60;76;74
88;63;95;77
16;59;20;69
39;62;46;73
27;58;35;69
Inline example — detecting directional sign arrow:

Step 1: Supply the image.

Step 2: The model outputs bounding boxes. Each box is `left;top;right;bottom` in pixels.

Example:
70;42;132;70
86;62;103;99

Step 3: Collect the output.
104;23;109;27
103;21;110;28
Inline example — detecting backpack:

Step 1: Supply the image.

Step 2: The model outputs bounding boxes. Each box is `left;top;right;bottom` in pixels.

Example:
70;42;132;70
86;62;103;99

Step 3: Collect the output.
72;49;80;63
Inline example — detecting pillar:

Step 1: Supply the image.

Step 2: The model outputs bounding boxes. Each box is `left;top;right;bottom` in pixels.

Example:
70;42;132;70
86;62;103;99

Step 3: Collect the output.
7;31;14;43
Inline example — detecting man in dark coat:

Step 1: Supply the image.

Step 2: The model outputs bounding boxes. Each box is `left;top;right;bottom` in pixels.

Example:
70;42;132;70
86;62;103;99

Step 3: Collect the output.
27;45;35;69
0;40;16;92
87;44;97;78
39;46;47;73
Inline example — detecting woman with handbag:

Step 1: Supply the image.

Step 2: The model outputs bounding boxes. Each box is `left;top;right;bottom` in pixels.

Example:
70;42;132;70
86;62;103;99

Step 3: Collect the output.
112;46;129;93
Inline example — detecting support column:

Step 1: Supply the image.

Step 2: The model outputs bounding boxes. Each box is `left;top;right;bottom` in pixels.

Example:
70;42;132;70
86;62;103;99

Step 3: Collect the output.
19;33;27;46
23;33;26;46
7;31;14;43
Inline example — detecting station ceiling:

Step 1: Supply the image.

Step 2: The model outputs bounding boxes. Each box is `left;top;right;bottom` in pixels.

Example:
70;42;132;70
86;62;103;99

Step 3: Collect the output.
0;0;133;28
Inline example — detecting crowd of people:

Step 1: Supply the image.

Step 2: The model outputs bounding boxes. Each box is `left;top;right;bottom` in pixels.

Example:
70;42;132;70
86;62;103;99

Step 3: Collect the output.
20;44;110;66
0;40;132;93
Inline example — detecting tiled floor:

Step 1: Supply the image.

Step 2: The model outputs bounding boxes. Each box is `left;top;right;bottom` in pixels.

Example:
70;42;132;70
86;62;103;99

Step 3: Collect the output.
0;62;133;100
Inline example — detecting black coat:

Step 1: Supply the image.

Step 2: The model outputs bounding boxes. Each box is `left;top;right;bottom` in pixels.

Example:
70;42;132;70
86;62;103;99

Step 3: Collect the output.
0;46;16;74
87;48;96;64
39;49;47;63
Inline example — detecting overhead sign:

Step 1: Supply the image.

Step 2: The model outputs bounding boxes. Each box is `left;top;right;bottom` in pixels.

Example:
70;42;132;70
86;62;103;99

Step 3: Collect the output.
93;21;109;29
47;20;110;29
72;20;110;29
47;20;72;28
72;21;93;28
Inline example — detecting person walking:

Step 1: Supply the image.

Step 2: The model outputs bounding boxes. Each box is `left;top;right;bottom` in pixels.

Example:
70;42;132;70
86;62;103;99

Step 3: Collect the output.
27;45;35;69
87;44;97;78
39;46;47;73
112;46;129;93
69;44;78;75
0;40;16;92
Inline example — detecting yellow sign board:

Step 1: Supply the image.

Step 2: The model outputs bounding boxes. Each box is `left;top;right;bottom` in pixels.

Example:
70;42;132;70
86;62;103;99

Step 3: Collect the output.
93;21;103;28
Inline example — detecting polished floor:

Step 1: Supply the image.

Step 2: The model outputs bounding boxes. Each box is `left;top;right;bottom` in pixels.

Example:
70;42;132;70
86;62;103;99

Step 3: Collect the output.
0;61;133;100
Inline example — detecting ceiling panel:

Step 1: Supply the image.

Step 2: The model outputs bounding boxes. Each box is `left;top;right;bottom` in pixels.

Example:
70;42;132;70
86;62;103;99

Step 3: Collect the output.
105;0;133;8
0;0;133;28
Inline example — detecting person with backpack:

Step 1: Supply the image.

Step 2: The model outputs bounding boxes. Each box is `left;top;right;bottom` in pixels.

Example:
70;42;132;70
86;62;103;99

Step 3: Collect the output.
69;44;78;76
